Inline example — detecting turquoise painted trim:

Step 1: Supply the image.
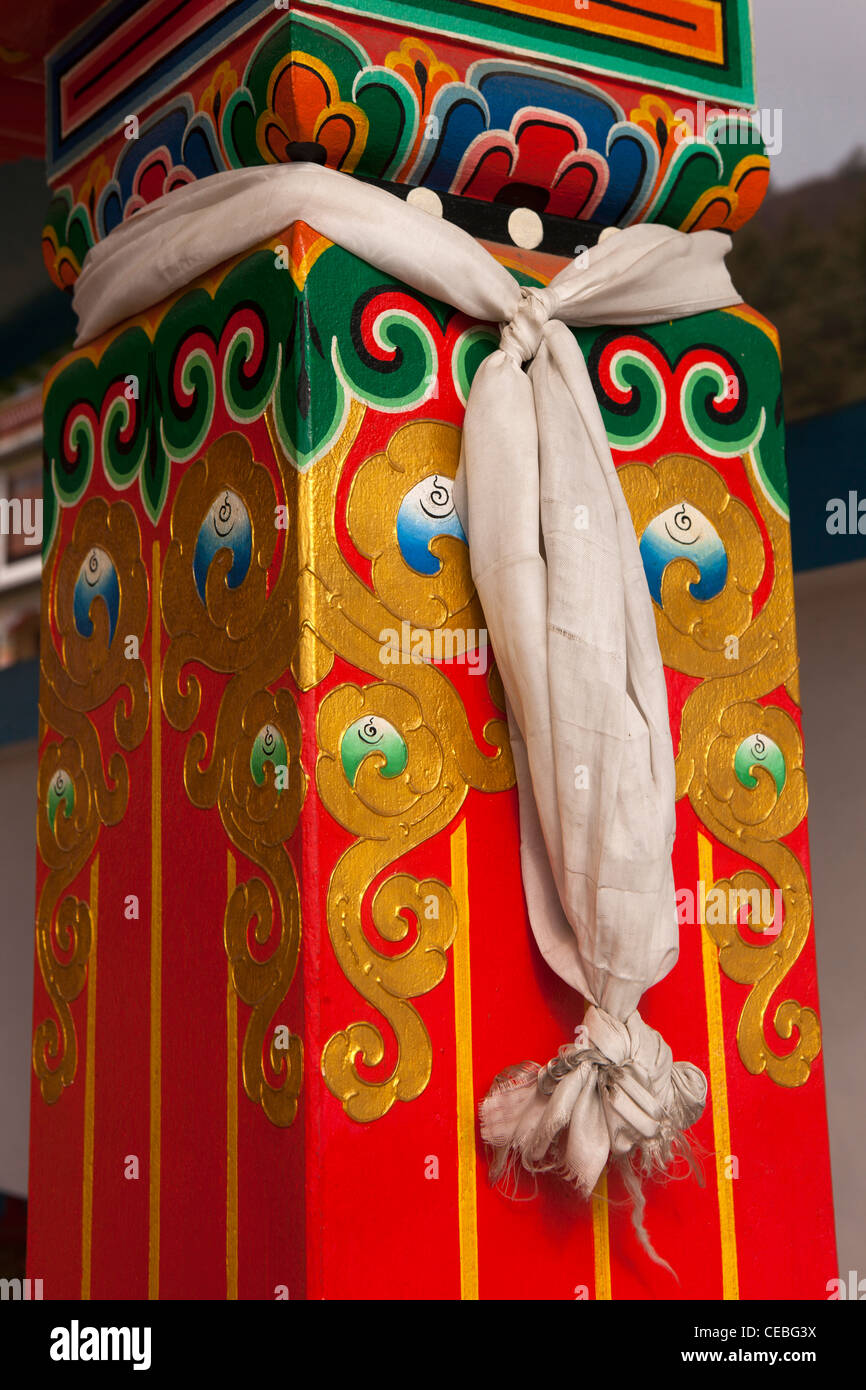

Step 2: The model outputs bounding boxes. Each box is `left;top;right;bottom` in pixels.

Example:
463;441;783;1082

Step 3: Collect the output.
314;0;757;105
47;0;755;180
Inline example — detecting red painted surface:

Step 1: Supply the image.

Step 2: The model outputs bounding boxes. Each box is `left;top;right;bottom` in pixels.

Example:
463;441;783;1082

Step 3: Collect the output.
27;226;837;1300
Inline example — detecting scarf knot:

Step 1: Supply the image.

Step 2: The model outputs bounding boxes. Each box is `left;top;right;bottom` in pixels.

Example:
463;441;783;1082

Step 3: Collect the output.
499;283;558;365
480;1005;707;1207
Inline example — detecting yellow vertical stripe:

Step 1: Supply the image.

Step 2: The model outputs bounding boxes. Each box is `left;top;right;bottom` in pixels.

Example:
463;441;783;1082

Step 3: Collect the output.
149;542;162;1300
226;851;238;1300
591;1170;612;1299
80;855;98;1300
451;820;479;1301
698;831;740;1301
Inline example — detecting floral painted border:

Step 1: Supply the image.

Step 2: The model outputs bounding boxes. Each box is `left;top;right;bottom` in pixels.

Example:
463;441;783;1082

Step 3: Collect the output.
43;13;768;291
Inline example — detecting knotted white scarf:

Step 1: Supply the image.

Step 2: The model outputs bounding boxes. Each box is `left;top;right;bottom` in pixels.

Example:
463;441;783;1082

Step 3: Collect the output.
72;164;741;1259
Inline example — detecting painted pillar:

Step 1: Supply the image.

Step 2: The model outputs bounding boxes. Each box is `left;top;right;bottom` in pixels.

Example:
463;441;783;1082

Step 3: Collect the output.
29;1;836;1300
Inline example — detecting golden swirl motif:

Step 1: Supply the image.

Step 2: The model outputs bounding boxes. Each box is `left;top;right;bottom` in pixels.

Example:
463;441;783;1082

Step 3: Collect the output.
161;431;307;1126
35;499;149;1102
347;420;483;636
619;451;819;1086
317;681;459;1121
619;453;765;671
264;403;514;1121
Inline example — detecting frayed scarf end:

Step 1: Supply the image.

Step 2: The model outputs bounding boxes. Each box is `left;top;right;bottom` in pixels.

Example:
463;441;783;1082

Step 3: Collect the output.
478;1012;708;1276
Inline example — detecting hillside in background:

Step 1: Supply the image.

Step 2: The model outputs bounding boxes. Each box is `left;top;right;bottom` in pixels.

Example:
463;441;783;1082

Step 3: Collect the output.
728;154;866;421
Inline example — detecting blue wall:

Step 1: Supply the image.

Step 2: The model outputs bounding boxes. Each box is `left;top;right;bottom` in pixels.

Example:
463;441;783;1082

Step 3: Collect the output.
0;660;38;747
787;398;866;572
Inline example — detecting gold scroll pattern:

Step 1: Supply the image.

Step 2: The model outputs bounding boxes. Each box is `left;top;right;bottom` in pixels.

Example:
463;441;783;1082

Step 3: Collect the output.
35;498;149;1102
619;452;820;1086
265;406;514;1122
161;432;307;1126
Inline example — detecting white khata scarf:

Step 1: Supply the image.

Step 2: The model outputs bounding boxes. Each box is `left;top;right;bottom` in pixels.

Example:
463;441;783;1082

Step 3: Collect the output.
73;164;742;1263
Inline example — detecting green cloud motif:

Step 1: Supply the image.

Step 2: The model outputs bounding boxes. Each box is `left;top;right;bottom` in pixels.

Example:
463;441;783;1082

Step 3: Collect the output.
340;716;408;787
734;733;786;798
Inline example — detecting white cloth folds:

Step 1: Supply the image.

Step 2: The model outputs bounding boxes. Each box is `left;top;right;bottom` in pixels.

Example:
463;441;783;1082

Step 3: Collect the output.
482;1007;707;1198
72;164;741;1231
